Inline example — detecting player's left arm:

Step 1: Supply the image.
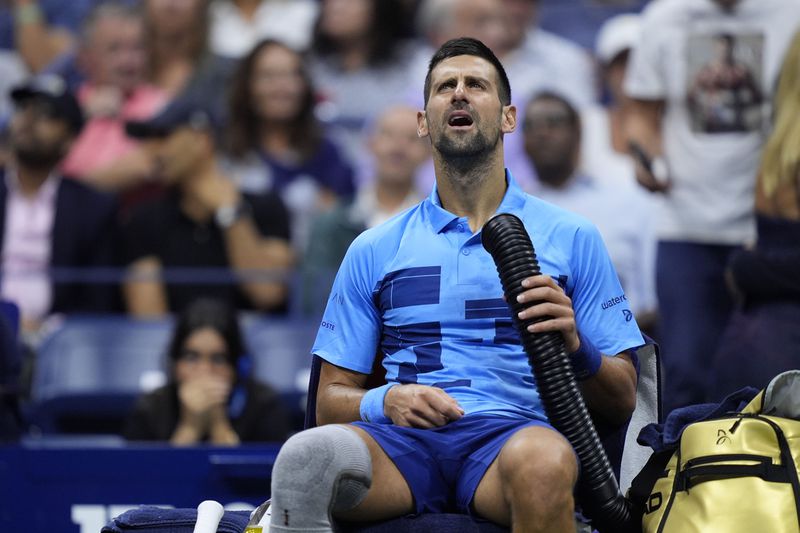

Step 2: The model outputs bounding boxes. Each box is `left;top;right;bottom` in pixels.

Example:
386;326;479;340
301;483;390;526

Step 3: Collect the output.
516;275;637;426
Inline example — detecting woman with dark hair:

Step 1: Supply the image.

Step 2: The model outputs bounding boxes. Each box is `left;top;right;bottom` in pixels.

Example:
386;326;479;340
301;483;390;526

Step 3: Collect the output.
123;298;291;445
308;0;417;167
220;38;355;252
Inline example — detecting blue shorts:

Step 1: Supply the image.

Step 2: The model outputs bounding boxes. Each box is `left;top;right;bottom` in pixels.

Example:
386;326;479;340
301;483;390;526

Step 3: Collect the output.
352;414;558;515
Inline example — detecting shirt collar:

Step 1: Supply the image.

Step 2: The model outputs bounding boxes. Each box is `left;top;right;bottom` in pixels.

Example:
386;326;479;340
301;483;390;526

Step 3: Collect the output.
424;168;527;233
4;166;60;203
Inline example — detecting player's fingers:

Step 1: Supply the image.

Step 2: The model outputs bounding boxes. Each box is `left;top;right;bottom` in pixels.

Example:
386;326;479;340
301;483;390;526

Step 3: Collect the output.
402;412;437;429
426;390;464;421
516;287;571;308
526;316;576;335
415;406;450;427
518;301;574;321
521;274;560;289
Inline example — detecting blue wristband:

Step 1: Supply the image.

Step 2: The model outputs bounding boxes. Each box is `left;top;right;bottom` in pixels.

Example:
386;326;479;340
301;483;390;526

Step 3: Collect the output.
359;383;396;424
569;333;603;380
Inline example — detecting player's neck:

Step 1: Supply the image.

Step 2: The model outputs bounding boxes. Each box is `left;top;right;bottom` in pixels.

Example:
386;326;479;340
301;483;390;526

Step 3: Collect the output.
434;151;507;233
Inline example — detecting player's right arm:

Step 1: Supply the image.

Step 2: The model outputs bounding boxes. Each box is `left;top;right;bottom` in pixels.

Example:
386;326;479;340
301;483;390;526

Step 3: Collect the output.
316;361;369;425
317;361;464;428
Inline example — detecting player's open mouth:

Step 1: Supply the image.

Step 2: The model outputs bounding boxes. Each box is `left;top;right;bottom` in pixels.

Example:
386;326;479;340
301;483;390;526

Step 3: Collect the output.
448;111;474;128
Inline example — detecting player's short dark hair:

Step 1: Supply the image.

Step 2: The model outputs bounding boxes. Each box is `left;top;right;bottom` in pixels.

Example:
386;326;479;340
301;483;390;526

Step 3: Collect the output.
423;37;511;107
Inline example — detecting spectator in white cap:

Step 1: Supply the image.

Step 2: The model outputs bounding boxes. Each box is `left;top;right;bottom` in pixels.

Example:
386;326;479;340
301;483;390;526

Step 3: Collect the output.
581;13;643;187
579;13;659;335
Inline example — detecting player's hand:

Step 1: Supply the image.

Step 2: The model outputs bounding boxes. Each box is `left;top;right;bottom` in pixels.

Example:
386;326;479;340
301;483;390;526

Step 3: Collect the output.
384;384;464;429
515;275;580;353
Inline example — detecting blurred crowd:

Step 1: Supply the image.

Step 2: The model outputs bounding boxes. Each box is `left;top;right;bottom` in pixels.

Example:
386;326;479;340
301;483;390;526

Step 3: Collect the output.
0;0;799;443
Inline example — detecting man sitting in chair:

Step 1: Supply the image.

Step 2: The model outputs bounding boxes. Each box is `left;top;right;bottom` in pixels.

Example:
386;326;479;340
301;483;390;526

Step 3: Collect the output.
269;38;642;533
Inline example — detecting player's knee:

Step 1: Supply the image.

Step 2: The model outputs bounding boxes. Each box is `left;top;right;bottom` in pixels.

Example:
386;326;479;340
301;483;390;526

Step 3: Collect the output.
270;425;372;531
499;428;577;492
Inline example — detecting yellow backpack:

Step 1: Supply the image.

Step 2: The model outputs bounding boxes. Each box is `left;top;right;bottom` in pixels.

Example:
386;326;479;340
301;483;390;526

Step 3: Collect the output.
637;373;800;533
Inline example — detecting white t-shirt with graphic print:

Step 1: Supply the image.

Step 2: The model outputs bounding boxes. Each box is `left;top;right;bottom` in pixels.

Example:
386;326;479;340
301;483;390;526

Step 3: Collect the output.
624;0;800;244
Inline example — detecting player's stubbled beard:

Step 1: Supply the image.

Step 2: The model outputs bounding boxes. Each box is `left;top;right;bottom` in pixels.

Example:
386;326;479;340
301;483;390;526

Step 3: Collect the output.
434;103;503;181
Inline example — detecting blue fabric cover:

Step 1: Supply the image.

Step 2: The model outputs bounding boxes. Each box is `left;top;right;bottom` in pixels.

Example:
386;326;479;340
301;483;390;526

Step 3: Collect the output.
638;386;759;452
102;506;250;533
102;506;508;533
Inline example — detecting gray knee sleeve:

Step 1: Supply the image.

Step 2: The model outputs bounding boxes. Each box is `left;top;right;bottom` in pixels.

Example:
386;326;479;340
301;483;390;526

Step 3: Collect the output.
269;425;372;532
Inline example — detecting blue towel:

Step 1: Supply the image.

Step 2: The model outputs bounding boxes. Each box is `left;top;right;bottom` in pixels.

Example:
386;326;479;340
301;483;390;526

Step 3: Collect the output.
638;386;759;452
102;506;251;533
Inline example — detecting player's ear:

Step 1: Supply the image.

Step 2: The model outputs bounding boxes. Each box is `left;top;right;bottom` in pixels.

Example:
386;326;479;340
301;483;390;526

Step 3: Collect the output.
502;105;517;134
417;110;429;138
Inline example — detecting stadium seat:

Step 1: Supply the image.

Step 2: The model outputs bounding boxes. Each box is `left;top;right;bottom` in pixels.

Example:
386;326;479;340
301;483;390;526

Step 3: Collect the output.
28;314;320;435
242;314;321;430
29;315;174;434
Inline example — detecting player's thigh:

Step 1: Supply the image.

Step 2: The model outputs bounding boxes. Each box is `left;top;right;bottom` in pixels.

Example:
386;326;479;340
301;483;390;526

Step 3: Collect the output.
472;424;577;524
334;425;415;522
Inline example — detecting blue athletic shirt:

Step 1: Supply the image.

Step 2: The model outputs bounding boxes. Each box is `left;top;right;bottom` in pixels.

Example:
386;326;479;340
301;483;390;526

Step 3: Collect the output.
312;170;644;422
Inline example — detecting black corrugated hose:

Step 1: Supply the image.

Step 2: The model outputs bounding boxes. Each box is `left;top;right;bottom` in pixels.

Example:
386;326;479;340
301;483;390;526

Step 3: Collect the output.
482;213;635;533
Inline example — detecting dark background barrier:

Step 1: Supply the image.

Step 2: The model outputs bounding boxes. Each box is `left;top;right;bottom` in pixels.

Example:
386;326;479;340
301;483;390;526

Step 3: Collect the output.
0;439;280;533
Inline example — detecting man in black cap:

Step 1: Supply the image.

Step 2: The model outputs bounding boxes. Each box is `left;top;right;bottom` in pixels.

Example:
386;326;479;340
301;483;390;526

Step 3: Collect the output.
0;75;118;333
121;95;293;316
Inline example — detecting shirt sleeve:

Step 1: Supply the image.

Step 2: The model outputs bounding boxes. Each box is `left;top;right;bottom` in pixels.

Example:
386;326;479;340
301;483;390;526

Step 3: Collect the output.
311;234;381;375
569;222;645;356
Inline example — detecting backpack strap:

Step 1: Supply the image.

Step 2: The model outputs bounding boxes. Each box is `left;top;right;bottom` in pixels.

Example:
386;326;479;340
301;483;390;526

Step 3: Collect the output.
626;447;674;525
